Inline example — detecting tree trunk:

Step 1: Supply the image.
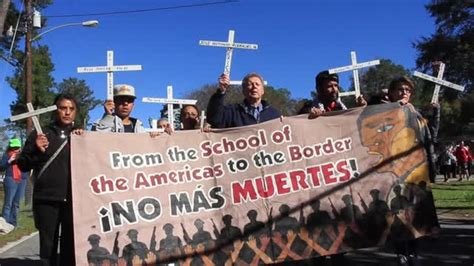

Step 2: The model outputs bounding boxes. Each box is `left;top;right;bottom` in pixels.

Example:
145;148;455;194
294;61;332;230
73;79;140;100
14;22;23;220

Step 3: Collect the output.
0;0;11;37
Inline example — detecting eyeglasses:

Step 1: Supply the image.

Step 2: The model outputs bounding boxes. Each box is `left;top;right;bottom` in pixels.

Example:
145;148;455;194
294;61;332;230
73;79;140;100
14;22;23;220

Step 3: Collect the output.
115;96;135;105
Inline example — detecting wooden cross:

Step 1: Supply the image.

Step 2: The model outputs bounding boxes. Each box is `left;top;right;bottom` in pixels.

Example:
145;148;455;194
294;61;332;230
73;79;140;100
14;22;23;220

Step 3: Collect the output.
413;62;465;104
142;86;197;130
328;51;380;98
10;103;57;134
199;30;258;77
77;50;142;100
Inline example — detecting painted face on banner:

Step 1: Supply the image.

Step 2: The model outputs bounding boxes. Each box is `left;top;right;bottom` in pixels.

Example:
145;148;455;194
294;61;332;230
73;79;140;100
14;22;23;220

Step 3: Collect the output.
57;99;77;126
359;108;424;177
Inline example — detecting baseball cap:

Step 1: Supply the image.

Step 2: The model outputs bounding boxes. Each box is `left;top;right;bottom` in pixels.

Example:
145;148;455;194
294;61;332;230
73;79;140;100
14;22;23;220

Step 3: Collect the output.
9;138;21;148
114;84;136;98
315;70;339;90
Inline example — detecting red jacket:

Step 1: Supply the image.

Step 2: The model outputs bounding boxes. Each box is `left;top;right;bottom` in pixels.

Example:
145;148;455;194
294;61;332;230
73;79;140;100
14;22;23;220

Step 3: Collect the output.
455;146;470;163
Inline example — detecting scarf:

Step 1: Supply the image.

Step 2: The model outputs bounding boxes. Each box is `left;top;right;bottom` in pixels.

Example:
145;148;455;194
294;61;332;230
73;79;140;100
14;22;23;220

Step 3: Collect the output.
326;101;338;112
7;150;21;183
311;97;347;113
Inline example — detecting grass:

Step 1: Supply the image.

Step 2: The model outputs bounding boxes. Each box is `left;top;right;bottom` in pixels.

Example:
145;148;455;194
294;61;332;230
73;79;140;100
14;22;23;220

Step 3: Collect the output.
0;189;37;248
432;179;474;218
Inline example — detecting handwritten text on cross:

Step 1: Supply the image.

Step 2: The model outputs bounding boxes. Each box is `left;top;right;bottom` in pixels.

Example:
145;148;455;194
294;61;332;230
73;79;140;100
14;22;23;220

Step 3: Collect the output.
10;103;57;134
142;86;197;130
413;62;464;104
329;51;380;98
77;51;142;100
199;30;258;77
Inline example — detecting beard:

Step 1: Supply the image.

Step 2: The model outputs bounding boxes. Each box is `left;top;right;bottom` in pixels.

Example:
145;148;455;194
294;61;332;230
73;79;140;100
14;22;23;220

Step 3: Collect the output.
182;118;198;129
328;91;339;101
321;90;339;103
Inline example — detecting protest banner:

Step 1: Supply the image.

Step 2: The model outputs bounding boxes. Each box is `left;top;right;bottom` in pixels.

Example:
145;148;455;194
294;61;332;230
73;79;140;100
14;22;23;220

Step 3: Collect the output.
71;102;439;265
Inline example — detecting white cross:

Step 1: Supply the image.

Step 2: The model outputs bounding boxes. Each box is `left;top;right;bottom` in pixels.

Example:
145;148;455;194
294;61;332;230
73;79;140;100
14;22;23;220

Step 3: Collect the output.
145;120;165;133
199;30;258;77
10;103;57;134
142;86;197;130
200;110;206;129
77;50;142;100
413;62;465;104
328;51;380;98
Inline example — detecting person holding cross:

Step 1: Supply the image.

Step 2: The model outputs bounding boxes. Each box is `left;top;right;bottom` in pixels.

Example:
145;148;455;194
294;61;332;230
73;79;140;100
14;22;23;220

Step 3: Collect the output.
16;94;83;266
387;76;440;145
207;73;281;128
180;104;201;130
385;76;441;266
92;84;146;133
304;70;367;119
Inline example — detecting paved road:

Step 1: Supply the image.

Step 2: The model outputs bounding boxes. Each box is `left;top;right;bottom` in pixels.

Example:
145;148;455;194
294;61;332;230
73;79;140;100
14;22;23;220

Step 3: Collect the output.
0;218;473;266
0;233;41;266
344;218;474;266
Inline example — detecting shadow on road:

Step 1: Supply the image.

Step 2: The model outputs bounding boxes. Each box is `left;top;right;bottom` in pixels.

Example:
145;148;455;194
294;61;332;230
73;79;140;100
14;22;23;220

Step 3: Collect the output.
345;218;474;266
0;258;42;266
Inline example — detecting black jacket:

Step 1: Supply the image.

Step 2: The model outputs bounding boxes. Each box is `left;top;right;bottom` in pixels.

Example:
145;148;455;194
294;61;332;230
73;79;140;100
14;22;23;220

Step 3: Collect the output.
17;123;74;202
207;90;281;128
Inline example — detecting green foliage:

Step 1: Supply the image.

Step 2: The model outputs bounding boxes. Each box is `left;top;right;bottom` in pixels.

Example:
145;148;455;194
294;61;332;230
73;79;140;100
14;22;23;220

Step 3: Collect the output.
0;125;11;153
261;86;299;116
347;59;410;105
426;0;473;36
362;59;410;97
3;2;98;132
6;63;100;131
1;1;52;65
6;46;55;129
0;124;26;154
437;100;462;136
55;78;102;128
294;99;312;115
414;0;474;137
459;93;474;134
0;190;36;248
185;83;228;114
34;0;54;9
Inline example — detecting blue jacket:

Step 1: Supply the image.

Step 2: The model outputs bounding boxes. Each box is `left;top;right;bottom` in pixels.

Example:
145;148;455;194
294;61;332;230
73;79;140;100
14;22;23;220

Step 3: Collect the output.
207;90;281;128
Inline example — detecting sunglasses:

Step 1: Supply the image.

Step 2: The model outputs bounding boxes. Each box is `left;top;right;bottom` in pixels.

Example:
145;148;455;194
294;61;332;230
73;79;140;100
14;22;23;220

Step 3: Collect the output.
115;96;135;104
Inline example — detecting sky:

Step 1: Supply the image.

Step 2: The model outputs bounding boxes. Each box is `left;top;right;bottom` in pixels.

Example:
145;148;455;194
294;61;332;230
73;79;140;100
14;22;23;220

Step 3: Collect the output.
0;0;435;128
